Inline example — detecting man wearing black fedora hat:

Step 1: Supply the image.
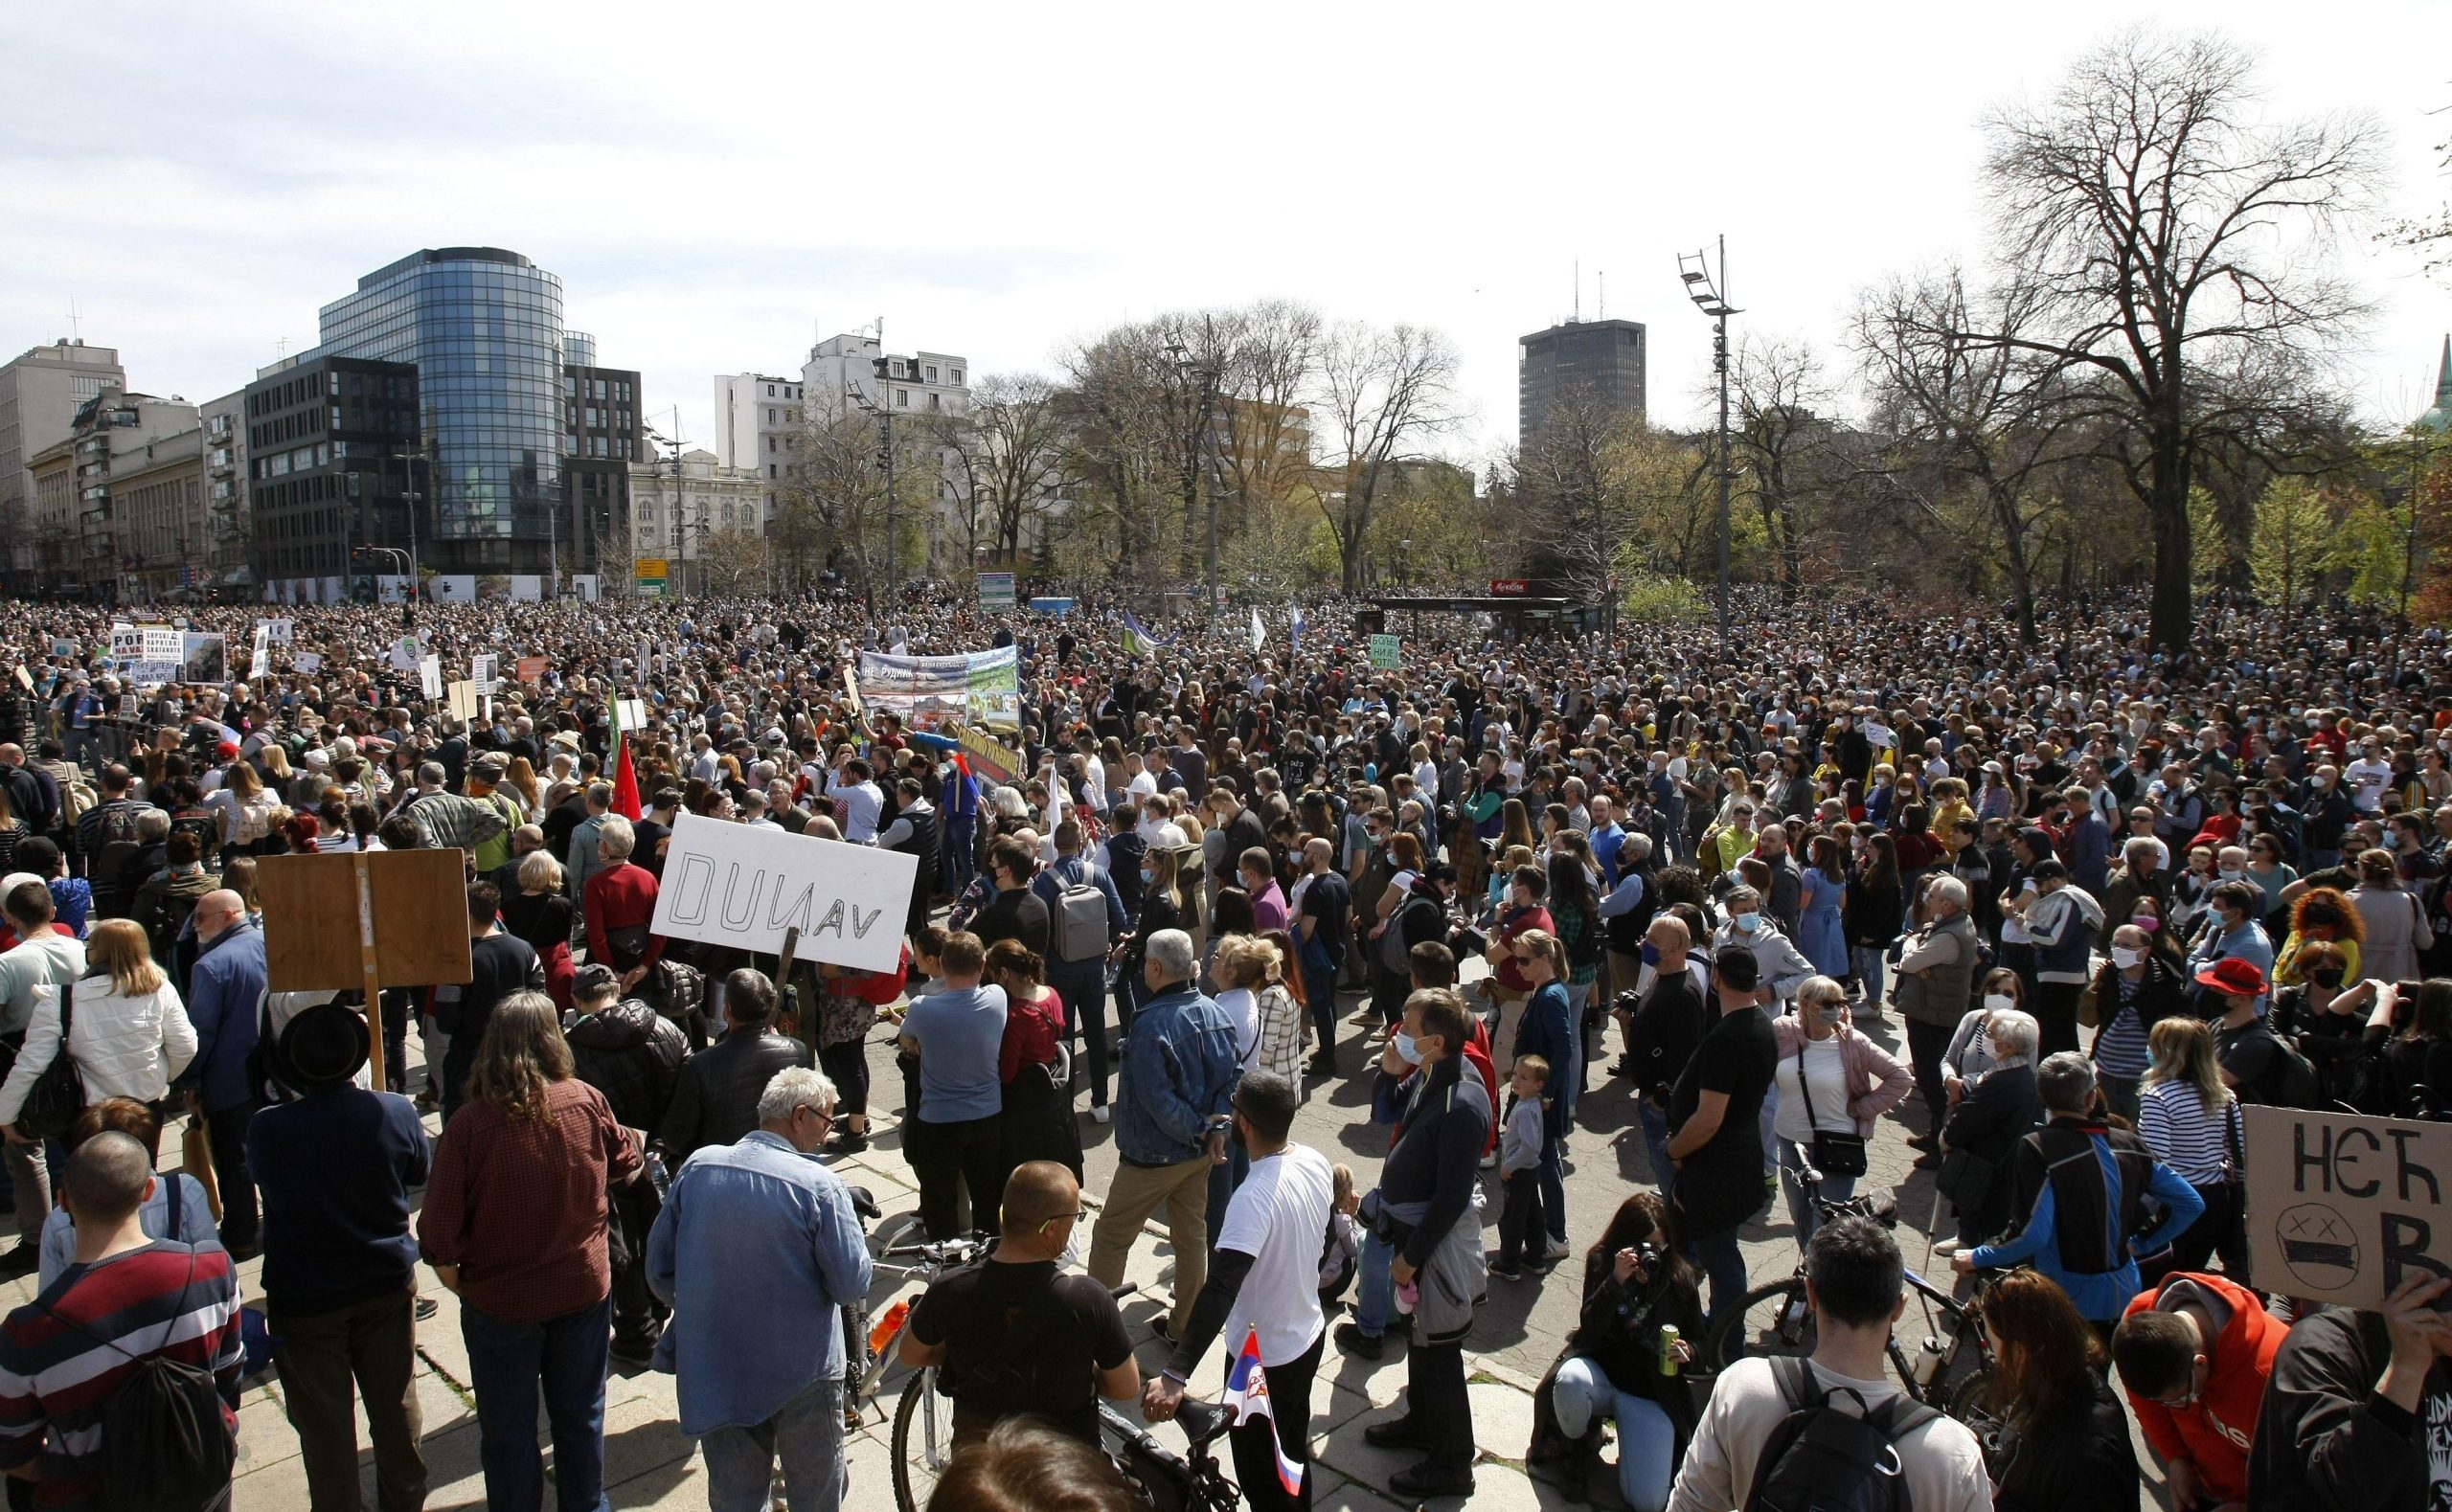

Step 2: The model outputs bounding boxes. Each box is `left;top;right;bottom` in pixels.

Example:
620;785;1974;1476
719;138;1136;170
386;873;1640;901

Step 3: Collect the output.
247;1003;433;1512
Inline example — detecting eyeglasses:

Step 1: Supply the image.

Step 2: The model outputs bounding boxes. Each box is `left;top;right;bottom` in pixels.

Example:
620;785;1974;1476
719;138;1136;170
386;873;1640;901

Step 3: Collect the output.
1034;1207;1089;1235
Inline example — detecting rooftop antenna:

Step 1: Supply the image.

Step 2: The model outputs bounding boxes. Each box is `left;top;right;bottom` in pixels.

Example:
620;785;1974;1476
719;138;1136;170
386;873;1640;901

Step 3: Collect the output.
1599;271;1606;320
275;336;288;359
1573;259;1580;324
65;297;80;342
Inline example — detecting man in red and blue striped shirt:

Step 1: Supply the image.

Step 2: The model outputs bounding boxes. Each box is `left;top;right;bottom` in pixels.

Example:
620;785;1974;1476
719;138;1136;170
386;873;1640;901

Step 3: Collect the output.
0;1131;242;1508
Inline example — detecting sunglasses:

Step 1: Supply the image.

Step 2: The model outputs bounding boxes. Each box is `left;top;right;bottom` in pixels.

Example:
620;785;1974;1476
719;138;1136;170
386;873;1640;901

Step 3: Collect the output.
1034;1207;1089;1236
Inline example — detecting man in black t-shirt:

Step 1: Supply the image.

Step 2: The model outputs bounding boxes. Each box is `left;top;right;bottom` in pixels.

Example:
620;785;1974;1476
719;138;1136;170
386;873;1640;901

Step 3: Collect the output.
1297;838;1352;1074
1665;944;1778;1324
901;1161;1139;1448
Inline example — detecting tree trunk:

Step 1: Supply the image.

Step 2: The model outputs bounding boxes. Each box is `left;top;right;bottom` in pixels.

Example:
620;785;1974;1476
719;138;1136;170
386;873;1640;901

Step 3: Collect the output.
2147;428;2195;652
1999;497;2038;645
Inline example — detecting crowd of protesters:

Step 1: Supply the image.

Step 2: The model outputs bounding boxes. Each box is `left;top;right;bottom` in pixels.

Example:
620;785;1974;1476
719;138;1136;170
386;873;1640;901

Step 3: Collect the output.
0;582;2441;1510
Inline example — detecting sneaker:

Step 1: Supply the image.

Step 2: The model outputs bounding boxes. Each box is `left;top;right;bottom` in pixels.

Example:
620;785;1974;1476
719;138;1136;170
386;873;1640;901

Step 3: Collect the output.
413;1298;440;1321
1090;1105;1111;1124
1479;1151;1498;1170
825;1129;870;1156
1931;1237;1962;1257
1488;1260;1524;1281
1334;1321;1385;1360
0;1245;37;1279
1542;1237;1572;1263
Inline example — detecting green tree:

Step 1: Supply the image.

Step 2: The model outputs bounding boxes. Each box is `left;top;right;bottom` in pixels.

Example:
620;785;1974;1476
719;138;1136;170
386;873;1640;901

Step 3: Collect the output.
2247;476;2346;607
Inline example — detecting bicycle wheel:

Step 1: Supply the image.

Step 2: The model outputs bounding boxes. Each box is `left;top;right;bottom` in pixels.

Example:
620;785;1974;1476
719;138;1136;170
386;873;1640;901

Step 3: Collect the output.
890;1366;952;1512
1708;1278;1815;1371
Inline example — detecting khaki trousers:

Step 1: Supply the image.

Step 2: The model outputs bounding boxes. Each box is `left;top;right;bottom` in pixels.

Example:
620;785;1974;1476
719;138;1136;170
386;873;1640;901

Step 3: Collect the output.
1087;1156;1212;1335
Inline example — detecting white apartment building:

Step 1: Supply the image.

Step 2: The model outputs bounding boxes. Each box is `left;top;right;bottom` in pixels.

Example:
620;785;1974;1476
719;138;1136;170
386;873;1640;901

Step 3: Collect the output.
713;372;806;521
802;332;974;572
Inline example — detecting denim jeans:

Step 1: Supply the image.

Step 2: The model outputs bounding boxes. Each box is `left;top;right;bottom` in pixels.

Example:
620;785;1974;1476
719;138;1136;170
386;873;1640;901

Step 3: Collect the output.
1778;1138;1856;1251
1301;959;1340;1056
698;1374;847;1512
1552;1356;1678;1512
1538;1137;1567;1247
1850;944;1888;1007
1686;1224;1750;1328
461;1295;613;1512
1637;1100;1676;1192
1354;1226;1396;1338
1204;1136;1251;1252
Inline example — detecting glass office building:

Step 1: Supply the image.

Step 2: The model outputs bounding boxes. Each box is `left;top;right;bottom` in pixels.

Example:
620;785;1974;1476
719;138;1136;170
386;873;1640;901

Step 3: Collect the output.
316;248;565;569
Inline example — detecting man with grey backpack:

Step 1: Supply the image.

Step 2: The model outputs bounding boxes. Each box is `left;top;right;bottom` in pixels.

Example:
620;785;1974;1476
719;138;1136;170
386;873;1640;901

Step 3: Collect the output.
1667;1216;1990;1512
1033;818;1128;1113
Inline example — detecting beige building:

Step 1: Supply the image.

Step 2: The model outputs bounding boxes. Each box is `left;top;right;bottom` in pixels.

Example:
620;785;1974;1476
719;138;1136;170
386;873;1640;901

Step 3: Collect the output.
0;340;125;589
627;448;764;596
30;386;205;600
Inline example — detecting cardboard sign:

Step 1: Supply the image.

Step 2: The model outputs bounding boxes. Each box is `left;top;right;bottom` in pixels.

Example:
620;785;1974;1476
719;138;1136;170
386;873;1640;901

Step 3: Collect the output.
117;693;137;718
257;848;476;1095
181;633;227;685
419;655;443;700
842;666;863;715
447;681;479;722
263;618;293;643
249;624;272;682
956;724;1024;787
2245;1104;2452;1311
292;651;322;675
110;624;143;659
616;698;647;733
647;813;918;974
470;654;498;695
516;655;550;686
391;636;420;673
1369;633;1402;670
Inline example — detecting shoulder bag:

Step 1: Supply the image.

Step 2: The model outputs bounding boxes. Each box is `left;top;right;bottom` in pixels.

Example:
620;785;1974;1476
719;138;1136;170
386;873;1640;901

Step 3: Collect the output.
16;982;85;1142
1792;1035;1869;1177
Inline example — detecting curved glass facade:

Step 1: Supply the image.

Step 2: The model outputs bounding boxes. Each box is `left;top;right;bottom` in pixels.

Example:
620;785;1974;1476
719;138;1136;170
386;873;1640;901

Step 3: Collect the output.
317;248;564;555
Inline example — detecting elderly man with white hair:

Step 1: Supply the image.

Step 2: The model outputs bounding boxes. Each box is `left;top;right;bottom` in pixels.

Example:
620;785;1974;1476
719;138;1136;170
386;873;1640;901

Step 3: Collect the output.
1895;873;1981;1153
648;1066;872;1512
1085;928;1239;1341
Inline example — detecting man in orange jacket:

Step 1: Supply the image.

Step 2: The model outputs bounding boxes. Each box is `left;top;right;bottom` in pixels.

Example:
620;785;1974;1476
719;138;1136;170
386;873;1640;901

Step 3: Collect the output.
2111;1271;2285;1512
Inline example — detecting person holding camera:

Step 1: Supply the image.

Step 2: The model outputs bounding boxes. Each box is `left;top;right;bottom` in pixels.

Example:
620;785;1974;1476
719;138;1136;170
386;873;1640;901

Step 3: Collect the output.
1535;1191;1704;1508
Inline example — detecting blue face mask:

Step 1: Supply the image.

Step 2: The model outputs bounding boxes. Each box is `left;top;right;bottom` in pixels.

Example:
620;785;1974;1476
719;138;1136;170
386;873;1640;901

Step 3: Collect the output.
1139;868;1154;885
1734;912;1761;934
1393;1030;1422;1066
1640;940;1661;967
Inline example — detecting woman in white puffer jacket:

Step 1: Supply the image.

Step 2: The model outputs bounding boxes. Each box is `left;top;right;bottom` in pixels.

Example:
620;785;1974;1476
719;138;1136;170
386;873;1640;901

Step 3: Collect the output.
0;918;197;1157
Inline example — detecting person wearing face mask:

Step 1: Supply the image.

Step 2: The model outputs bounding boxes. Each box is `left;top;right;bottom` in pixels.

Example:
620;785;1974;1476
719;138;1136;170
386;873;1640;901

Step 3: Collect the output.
2087;923;2194;1125
1768;977;1911;1250
1711;886;1815;1004
1896;875;1983;1153
2183;879;2274;1017
2274;887;2364;989
2264;940;2379;1107
2023;859;2106;1057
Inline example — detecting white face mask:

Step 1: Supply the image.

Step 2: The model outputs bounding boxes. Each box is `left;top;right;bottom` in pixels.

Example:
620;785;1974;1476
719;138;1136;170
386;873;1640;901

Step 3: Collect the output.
1392;1030;1422;1066
1982;993;2015;1015
2110;945;2145;970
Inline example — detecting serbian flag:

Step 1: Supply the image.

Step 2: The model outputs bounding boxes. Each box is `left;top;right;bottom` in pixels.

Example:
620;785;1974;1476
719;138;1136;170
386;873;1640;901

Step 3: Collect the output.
609;695;643;822
1222;1328;1305;1497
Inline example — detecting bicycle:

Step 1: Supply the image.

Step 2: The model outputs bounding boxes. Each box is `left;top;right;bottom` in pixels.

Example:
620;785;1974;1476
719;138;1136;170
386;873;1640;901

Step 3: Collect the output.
874;1258;1236;1512
1706;1162;2000;1434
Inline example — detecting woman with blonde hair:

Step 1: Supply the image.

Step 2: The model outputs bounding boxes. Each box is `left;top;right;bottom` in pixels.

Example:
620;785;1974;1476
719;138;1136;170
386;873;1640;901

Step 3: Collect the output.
503;755;545;822
1772;975;1913;1246
208;756;277;853
1213;934;1305;1090
2137;1016;2248;1281
0;918;196;1153
419;991;637;1512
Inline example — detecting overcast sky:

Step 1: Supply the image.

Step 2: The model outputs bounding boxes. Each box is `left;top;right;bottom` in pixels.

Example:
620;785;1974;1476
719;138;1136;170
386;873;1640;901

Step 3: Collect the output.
5;1;2446;465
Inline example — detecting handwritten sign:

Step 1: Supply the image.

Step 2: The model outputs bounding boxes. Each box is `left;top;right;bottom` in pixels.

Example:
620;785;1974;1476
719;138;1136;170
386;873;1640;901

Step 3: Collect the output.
647;813;918;974
1369;634;1401;670
2245;1105;2452;1311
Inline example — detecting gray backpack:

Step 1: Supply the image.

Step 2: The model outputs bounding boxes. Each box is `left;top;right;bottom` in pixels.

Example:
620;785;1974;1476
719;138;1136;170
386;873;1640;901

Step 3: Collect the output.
1049;864;1114;964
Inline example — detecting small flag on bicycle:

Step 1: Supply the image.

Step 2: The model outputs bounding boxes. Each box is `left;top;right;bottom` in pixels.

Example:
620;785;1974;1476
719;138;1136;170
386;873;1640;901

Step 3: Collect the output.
1222;1328;1304;1496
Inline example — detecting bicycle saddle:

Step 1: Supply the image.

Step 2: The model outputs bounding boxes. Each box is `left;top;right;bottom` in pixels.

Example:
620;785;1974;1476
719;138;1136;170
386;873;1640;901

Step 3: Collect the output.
1174;1398;1231;1447
848;1186;881;1222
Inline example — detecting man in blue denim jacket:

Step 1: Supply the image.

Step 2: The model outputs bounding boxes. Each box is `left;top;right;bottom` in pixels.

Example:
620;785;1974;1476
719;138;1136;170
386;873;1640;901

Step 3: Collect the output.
1085;928;1237;1340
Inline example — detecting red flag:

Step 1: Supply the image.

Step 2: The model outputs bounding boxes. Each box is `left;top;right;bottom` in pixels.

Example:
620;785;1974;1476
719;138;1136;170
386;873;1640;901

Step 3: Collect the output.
611;733;643;821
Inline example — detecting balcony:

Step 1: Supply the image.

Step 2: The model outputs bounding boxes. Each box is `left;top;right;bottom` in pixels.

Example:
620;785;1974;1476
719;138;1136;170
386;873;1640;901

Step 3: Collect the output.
79;485;108;503
206;416;233;443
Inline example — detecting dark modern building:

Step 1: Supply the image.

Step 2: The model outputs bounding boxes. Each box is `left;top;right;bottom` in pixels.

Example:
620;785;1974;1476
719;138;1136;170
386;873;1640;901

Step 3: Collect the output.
242;355;420;599
561;330;643;589
314;247;567;578
1518;318;1647;440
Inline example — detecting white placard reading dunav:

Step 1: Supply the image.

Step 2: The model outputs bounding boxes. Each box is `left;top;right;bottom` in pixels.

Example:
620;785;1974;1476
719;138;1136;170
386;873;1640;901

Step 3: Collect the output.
647;813;918;974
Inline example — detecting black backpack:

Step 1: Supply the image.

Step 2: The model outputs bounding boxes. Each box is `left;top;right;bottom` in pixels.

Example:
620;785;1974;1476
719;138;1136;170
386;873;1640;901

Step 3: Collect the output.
1742;1357;1938;1512
36;1248;235;1511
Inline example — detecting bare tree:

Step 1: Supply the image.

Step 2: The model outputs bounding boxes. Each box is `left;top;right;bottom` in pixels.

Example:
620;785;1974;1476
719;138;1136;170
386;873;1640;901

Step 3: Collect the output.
1963;28;2381;649
1855;270;2083;643
951;372;1072;566
1314;321;1460;593
1728;334;1840;589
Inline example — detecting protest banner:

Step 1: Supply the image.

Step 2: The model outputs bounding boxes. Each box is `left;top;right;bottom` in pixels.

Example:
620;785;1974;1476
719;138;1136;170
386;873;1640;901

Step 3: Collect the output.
390;636;420;673
515;654;550;686
249;624;272;681
648;813;917;974
955;724;1024;786
447;681;478;722
109;624;143;660
181;633;227;685
418;655;443;700
263;618;293;643
1028;597;1076;616
470;653;498;695
257;848;474;1093
855;645;1020;731
1369;633;1401;670
2244;1104;2452;1310
291;651;322;674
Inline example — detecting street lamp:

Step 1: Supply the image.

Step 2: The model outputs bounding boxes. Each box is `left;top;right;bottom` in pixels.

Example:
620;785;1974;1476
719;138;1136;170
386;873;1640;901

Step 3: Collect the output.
1677;236;1739;659
386;445;424;606
1167;335;1223;624
645;426;686;598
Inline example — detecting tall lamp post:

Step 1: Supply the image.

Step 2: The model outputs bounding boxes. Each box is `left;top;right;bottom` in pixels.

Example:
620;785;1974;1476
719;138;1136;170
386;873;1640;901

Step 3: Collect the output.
645;426;686;598
1678;236;1739;659
1167;336;1223;624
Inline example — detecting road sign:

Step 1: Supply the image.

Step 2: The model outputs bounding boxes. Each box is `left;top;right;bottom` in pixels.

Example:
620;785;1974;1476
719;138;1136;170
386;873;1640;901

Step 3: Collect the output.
634;557;670;579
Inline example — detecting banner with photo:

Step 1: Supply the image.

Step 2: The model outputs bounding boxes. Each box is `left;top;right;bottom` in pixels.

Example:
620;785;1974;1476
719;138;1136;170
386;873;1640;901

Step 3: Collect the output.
854;645;1021;731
